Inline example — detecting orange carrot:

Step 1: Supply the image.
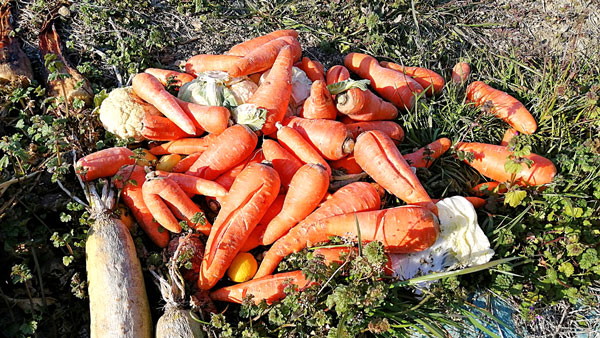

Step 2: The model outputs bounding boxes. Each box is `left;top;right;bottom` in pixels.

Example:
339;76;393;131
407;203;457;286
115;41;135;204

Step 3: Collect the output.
227;29;299;56
329;153;363;175
262;139;303;190
175;98;230;135
228;36;301;77
276;123;331;177
300;80;338;119
210;270;313;304
172;153;202;173
199;163;280;290
114;165;170;248
240;194;286;252
284;116;354;160
298;57;325;82
354;131;437;215
466;81;537;134
76;147;135;181
403;138;452;168
244;45;295;135
451;62;470;84
346;121;404;144
344;53;423;110
455;142;556;186
379;62;445;96
472;181;507;196
255;205;439;278
152;171;227;197
142;176;210;234
500;128;518;147
141;115;195;141
431;196;486;209
261;164;329;245
132;73;197;135
149;135;219;155
185;54;242;74
144;68;194;88
186;124;258;179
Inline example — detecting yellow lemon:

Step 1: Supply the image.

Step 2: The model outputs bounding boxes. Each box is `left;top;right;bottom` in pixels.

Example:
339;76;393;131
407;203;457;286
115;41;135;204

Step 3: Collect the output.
227;252;258;283
156;154;181;172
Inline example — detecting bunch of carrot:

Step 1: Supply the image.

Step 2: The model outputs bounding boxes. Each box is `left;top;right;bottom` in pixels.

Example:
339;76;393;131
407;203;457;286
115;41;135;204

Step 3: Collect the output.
74;29;557;313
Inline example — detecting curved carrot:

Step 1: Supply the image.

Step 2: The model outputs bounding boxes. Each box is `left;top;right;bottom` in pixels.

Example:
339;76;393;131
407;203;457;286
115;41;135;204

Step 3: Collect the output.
379;61;445;96
472;181;507;196
346;121;404;144
300;80;337;119
144;68;194;88
141;115;195;141
284;116;354;160
255;205;439;278
142;177;210;234
451;62;470;84
466;81;537;134
76;147;135;181
149;135;219;155
500;128;518;147
132;73;197;135
227;29;299;56
344;53;423;110
228;36;301;78
276;124;331;177
240;194;286;252
262;139;303;190
172;152;202;173
245;45;295;135
455;142;556;186
329;153;363;175
185;54;242;74
403;138;452;168
261;164;329;245
152;171;227;197
298;57;325;82
354;131;437;215
210;270;313;305
114;165;170;248
175;98;230;135
186;124;258;179
199;163;280;290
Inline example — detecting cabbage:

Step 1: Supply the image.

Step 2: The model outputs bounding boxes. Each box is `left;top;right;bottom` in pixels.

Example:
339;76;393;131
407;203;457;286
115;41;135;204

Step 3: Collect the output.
178;71;256;108
231;104;267;132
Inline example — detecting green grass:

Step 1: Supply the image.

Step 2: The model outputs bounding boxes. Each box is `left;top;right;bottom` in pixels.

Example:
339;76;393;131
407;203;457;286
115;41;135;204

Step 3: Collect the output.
1;0;599;337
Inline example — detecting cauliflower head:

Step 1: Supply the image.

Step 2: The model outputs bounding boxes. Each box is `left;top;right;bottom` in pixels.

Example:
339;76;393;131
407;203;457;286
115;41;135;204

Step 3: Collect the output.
99;87;160;141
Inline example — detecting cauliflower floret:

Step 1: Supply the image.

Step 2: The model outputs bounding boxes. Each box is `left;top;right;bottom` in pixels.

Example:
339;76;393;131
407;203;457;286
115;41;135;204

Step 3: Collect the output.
99;87;160;141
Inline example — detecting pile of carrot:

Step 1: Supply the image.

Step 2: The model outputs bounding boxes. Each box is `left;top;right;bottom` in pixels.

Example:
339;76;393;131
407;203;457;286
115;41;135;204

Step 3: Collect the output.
75;29;557;312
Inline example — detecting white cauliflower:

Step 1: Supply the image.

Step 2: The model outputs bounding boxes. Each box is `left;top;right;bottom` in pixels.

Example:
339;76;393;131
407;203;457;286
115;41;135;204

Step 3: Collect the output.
98;87;161;141
178;71;257;107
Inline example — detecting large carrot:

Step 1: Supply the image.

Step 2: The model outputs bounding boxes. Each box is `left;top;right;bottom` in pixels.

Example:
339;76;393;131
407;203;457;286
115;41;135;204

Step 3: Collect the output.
186;124;258;179
300;80;338;119
255;205;439;278
142;177;210;235
76;147;135;181
379;62;445;96
239;194;286;252
298;57;325;82
144;68;194;88
227;29;299;56
175;98;230;135
243;45;295;135
228;36;301;77
141;115;195;141
276;123;331;177
211;270;313;304
344;53;423;110
132;73;197;135
346;121;404;144
114;165;169;248
329;154;363;175
455;142;556;186
466;81;537;134
152;171;227;197
261;164;329;245
354;131;437;215
403;138;452;168
198;163;280;290
262;139;303;190
284;116;354;160
185;54;242;74
149;135;220;155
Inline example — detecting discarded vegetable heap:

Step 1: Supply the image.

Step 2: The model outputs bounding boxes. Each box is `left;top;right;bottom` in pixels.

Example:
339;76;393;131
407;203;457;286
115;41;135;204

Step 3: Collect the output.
32;26;557;336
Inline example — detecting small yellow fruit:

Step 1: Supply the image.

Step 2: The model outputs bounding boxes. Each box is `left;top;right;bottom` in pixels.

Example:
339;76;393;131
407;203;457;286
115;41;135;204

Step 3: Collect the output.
227;252;258;283
156;154;181;172
117;203;135;231
135;149;157;167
